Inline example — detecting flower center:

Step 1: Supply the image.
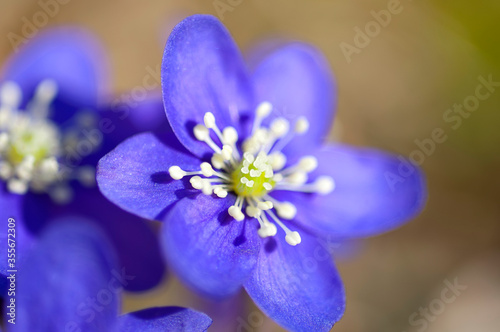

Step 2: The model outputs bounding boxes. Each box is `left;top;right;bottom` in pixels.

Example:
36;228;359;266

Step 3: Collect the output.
231;153;275;198
0;80;101;203
169;102;335;246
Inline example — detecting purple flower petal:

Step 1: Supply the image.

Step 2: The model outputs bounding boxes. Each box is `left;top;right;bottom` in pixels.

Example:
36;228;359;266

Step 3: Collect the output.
244;232;345;332
252;43;335;159
114;307;212;332
1;26;109;111
161;194;260;300
97;132;200;220
0;187;35;284
272;144;427;238
162;14;254;158
63;189;166;292
15;219;119;332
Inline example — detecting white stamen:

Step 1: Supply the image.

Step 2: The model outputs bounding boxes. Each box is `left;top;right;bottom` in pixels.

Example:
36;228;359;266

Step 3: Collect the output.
257;222;277;238
193;124;210;141
0;162;12;179
201;181;213;195
34;79;58;104
298;156;318;172
252;102;273;135
221;145;233;161
276;201;297;220
190;176;204;190
267;210;301;245
294;116;309;134
8;179;28;194
211;154;225;169
228;205;245;221
214;187;228;198
269;152;286;171
0;132;8;151
257;201;273;210
285;231;302;246
49;185;73;204
245;205;261;218
16;155;35;181
169;166;186;180
30;79;57;119
203;112;216;128
76;166;95;187
200;162;214;177
222;127;238;145
273;173;283;182
0;82;22;110
263;182;273;191
315;176;335;194
256;101;272;118
286;171;307;185
270;118;289;137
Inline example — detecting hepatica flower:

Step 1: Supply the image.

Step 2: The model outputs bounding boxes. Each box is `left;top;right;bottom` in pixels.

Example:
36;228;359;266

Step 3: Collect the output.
0;27;164;292
97;15;426;331
10;219;211;332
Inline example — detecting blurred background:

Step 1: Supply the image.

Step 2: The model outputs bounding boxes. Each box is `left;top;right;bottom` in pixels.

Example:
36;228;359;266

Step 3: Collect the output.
1;0;499;331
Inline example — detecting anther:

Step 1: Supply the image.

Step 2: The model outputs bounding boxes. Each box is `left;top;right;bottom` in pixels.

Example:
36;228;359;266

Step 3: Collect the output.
0;132;8;151
275;201;297;220
203;112;216;128
200;162;214;177
228;205;245;221
0;82;22;109
315;176;335;194
298;156;318;172
169;166;186;180
285;231;301;246
193;124;210;141
211;154;225;169
294;116;309;134
270;118;289;138
222;127;238;145
257;201;273;210
190;176;204;190
257;222;277;238
221;145;233;161
286;171;307;185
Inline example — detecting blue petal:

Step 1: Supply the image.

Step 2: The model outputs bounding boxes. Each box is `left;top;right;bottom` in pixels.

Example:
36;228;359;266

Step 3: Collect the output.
114;307;212;332
97;132;200;220
0;187;35;286
1;26;109;111
100;96;171;148
244;232;345;332
14;219;119;332
127;96;170;133
161;194;260;300
62;188;166;292
272;144;427;238
252;43;335;159
162;14;254;158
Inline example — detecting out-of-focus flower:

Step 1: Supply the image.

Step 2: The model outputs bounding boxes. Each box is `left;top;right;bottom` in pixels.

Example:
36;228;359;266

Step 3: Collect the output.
97;15;427;331
9;218;211;332
0;27;165;292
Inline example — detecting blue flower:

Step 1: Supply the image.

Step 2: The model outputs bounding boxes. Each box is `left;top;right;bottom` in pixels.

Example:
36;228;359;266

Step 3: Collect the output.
97;15;427;331
0;27;165;292
10;218;211;332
